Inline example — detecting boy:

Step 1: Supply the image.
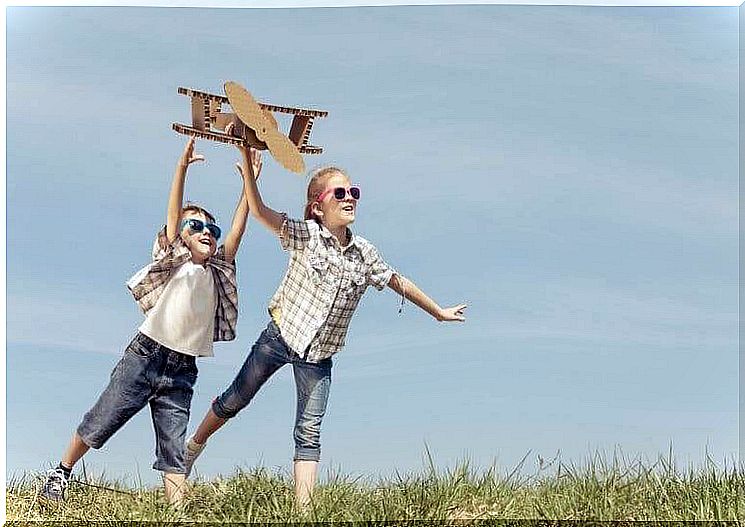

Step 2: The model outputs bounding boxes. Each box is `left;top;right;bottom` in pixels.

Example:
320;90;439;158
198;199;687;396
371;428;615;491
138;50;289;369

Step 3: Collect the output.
40;137;262;505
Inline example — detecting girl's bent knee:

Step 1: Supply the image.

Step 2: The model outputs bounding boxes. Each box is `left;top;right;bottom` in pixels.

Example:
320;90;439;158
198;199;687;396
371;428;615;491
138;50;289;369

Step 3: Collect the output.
211;396;239;419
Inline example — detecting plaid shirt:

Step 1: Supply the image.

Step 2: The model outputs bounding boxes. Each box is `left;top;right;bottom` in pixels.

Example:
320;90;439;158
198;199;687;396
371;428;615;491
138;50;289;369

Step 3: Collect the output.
269;216;396;362
127;227;239;342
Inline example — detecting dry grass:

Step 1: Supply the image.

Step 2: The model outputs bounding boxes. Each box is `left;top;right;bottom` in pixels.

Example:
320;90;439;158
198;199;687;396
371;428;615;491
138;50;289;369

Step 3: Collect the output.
7;449;743;523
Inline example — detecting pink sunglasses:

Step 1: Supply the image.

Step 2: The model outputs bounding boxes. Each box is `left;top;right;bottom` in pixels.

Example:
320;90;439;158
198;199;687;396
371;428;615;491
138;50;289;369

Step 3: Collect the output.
316;186;361;203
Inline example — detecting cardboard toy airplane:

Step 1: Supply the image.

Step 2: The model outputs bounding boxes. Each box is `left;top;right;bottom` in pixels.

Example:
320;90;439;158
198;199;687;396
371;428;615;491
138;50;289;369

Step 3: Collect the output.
173;81;328;174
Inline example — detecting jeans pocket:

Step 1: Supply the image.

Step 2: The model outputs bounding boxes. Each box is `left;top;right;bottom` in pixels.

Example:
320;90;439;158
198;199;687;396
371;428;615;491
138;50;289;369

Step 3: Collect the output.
267;320;281;338
127;334;157;358
259;322;280;346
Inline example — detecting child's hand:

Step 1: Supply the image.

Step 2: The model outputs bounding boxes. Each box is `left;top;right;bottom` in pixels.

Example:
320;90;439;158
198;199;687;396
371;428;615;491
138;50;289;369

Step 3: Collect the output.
248;148;263;180
235;146;262;181
179;136;205;167
437;304;467;322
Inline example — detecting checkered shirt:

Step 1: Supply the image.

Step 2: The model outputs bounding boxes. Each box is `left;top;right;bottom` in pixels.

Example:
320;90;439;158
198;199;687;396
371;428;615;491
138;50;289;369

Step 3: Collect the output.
127;227;239;342
269;216;395;362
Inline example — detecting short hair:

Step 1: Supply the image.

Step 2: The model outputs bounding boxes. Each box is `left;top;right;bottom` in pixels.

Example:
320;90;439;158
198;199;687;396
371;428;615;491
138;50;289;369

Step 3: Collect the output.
182;202;217;224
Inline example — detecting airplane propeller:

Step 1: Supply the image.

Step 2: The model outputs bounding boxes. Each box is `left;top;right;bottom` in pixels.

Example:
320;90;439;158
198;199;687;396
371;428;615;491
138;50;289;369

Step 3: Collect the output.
224;81;305;174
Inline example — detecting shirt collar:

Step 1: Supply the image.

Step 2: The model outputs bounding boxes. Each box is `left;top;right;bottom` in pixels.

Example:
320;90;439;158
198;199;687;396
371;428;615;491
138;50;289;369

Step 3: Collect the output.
318;222;360;252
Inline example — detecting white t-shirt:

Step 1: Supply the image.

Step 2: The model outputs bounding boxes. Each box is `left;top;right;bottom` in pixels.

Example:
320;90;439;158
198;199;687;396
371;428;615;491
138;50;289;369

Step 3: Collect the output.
139;260;217;357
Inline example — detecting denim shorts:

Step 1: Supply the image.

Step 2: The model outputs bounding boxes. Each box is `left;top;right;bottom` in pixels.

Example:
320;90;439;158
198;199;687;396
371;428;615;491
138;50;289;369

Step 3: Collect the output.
212;320;332;462
76;332;198;474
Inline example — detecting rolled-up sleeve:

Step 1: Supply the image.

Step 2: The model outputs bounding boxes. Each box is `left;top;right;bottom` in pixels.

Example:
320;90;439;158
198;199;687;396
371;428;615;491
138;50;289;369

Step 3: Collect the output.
279;215;315;251
366;246;396;291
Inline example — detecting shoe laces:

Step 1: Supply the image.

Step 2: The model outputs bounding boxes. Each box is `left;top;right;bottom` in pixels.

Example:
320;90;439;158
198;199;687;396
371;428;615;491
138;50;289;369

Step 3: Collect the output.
45;468;69;492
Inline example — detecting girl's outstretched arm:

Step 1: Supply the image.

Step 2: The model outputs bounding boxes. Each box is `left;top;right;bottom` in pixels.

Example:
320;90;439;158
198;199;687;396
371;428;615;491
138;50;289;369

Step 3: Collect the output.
388;274;467;322
236;145;286;235
166;136;205;242
223;149;262;263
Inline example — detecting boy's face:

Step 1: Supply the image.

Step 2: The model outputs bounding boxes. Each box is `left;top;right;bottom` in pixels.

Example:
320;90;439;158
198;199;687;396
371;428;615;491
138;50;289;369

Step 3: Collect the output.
180;211;218;263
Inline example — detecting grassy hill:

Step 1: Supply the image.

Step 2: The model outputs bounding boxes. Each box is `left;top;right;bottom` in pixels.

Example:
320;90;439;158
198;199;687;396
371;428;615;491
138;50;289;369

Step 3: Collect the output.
7;452;743;523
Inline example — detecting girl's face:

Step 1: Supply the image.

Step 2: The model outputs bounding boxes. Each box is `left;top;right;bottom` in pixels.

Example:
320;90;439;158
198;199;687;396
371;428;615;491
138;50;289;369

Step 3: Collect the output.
180;211;218;262
313;173;358;229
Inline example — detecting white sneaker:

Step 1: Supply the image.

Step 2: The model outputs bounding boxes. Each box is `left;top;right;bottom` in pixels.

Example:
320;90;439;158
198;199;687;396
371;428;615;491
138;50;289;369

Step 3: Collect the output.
40;468;69;501
183;434;206;477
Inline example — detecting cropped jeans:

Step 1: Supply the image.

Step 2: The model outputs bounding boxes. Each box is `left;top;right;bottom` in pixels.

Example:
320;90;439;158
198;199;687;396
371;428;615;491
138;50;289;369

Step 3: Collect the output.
212;320;332;462
76;332;198;474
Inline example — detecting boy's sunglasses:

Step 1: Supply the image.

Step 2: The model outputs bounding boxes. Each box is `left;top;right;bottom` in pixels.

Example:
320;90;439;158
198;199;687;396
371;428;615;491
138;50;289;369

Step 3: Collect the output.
316;186;361;203
181;218;221;240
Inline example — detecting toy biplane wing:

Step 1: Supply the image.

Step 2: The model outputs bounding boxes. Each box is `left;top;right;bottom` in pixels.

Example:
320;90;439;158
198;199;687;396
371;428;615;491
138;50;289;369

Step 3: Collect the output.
172;81;328;174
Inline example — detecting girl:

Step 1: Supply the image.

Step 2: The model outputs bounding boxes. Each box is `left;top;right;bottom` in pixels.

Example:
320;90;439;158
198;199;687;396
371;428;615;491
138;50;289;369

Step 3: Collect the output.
185;145;467;506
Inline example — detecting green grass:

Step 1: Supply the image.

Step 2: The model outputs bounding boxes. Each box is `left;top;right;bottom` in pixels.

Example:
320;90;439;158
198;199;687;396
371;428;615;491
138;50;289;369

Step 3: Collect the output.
7;450;743;522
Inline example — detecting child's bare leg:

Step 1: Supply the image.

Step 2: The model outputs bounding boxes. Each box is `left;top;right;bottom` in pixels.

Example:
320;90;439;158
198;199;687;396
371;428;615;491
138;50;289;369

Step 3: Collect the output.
184;409;230;476
293;460;318;509
193;408;227;444
163;472;187;505
61;432;90;469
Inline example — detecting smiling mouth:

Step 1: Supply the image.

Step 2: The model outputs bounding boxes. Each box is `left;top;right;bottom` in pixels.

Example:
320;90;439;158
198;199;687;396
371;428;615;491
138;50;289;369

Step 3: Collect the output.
198;237;212;246
341;204;355;213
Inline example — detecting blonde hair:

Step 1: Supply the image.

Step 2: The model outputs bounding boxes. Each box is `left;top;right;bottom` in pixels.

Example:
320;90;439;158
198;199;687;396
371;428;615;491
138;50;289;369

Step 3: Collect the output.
303;166;349;222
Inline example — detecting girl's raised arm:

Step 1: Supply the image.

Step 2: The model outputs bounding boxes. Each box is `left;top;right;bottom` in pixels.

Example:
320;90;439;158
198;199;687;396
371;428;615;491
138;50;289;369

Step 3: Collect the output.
388;274;467;322
237;145;285;235
166;137;205;242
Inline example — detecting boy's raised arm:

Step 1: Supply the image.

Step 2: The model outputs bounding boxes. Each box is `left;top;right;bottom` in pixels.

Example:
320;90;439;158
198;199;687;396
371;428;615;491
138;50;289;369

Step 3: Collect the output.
166;137;204;242
236;145;286;235
223;148;262;262
388;274;467;322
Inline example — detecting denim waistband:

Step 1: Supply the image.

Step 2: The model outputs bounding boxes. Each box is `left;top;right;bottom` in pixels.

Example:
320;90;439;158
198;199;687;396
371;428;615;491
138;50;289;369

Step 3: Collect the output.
135;332;197;364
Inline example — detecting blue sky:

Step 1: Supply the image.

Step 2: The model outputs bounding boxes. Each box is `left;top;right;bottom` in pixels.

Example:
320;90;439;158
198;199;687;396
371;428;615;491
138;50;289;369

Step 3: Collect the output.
6;5;739;486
